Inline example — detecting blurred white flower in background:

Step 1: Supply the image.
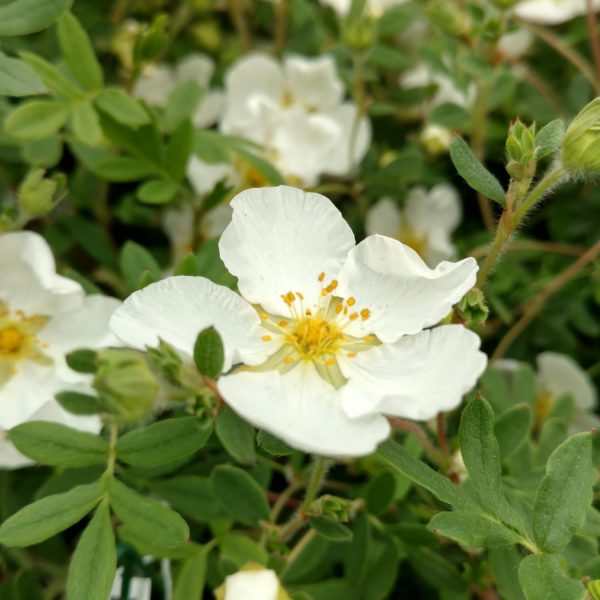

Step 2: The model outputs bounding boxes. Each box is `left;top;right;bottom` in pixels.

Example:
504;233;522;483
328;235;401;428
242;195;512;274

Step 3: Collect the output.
321;0;409;17
513;0;600;25
111;186;486;457
497;28;534;59
133;53;224;127
220;53;371;186
215;565;290;600
366;184;462;267
0;232;120;468
110;567;152;600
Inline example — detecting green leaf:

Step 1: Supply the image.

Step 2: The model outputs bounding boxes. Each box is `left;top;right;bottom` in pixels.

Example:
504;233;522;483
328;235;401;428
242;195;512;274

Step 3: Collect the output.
66;501;116;600
220;532;268;567
0;52;47;96
459;396;521;528
22;136;62;167
535;118;565;160
149;476;225;522
256;429;295;456
518;554;586;600
193;326;225;378
56;391;102;415
93;155;156;182
532;433;594;553
136;179;179;205
377;439;472;508
165;80;204;130
166;119;193;181
108;478;189;549
366;45;411;70
174;253;201;276
94;87;149;127
450;136;505;205
4;100;69;140
0;480;103;546
216;405;256;464
173;547;207;600
71;101;102;146
211;465;270;527
9;421;109;467
115;417;212;467
489;547;526;600
57;12;103;90
494;404;531;459
408;547;466;593
364;470;396;516
66;348;98;373
309;516;353;542
428;511;521;550
120;240;162;292
0;0;71;36
19;51;80;98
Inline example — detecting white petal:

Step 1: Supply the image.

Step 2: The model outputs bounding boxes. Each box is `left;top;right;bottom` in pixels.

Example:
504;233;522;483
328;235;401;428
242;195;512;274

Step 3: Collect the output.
110;276;266;370
405;184;462;234
0;231;83;314
193;90;225;128
0;429;34;469
133;64;175;107
512;0;599;24
40;295;121;354
340;325;487;420
219;186;355;314
536;352;597;411
423;230;457;268
323;103;371;176
175;53;214;87
365;198;402;239
186;155;237;196
272;107;340;186
497;28;533;58
202;203;233;239
321;0;352;16
218;365;390;457
224;569;279;600
283;55;344;112
336;235;478;342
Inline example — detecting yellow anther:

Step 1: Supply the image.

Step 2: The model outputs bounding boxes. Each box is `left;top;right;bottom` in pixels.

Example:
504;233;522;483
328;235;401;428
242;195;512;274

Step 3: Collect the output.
364;335;375;342
360;309;371;321
325;358;335;366
349;312;358;321
262;335;272;342
326;280;338;292
284;356;294;364
296;291;304;300
347;352;357;358
279;321;288;327
335;304;343;314
318;272;325;282
346;297;356;306
306;309;312;316
321;289;328;297
260;312;269;319
286;291;296;303
0;327;24;354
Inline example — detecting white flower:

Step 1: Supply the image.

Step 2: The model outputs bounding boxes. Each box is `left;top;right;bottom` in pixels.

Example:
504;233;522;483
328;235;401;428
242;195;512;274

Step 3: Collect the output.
220;53;371;185
536;352;599;432
111;186;486;457
0;232;120;468
133;54;224;128
322;0;409;17
400;62;475;109
215;566;289;600
110;567;152;600
497;28;533;59
513;0;600;25
420;123;453;155
366;184;462;267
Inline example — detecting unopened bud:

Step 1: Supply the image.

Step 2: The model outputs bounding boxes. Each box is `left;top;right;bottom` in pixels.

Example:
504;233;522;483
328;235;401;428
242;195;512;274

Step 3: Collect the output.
343;18;376;51
94;348;160;423
307;494;351;522
421;123;452;156
18;169;57;218
457;288;489;325
561;97;600;175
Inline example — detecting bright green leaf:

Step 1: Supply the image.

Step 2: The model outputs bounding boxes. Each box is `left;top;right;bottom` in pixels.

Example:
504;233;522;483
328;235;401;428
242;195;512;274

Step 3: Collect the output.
71;101;102;146
20;51;80;98
216;405;256;464
136;179;179;205
4;100;69;140
0;52;47;96
94;87;149;127
0;0;71;36
494;404;531;459
173;547;208;600
535;118;565;160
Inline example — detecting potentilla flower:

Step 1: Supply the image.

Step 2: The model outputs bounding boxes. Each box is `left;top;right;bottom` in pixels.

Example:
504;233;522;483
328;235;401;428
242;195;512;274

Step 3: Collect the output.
322;0;409;17
0;232;120;468
366;184;462;267
111;186;486;457
133;54;224;128
513;0;600;25
215;565;290;600
220;53;371;186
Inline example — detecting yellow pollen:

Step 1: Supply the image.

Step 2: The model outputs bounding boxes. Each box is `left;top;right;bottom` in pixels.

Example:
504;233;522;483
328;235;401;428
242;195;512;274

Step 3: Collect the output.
284;356;294;364
347;351;357;358
0;327;25;354
326;280;338;292
286;291;296;303
321;289;328;297
306;309;312;316
260;312;268;319
318;272;325;282
325;358;335;366
346;297;356;306
364;335;374;341
360;309;371;321
335;304;343;314
296;292;304;300
286;317;343;360
262;335;272;342
279;320;288;327
349;312;359;321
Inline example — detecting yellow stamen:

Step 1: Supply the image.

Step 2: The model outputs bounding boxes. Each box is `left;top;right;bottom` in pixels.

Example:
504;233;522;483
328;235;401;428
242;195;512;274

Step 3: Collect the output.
360;309;371;321
346;297;356;306
318;272;325;282
262;335;272;342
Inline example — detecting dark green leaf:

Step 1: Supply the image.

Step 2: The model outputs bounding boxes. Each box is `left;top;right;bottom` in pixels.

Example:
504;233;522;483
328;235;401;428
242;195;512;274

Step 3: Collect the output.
0;480;103;546
95;87;149;127
136;179;179;205
65;348;98;374
0;0;71;36
193;326;225;378
364;470;396;516
211;465;270;527
56;391;102;415
518;554;586;600
66;501;116;600
9;421;109;467
120;240;162;292
19;51;80;98
115;417;212;467
366;45;411;70
0;52;47;96
172;547;207;600
166;119;193;181
257;429;295;456
309;516;353;542
450;136;505;205
165;80;204;130
216;405;256;464
494;404;531;459
535;118;565;160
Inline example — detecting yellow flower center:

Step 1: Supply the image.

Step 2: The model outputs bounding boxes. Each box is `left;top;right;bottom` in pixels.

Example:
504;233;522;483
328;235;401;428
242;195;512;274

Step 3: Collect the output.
252;273;379;388
0;301;51;387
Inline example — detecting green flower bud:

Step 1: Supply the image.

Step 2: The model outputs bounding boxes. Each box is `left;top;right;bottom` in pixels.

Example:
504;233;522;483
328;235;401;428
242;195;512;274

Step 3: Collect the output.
589;580;600;600
561;97;600;175
457;288;489;325
133;14;169;64
506;119;536;165
307;494;351;522
426;0;468;36
93;348;160;423
18;169;57;218
343;18;376;51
